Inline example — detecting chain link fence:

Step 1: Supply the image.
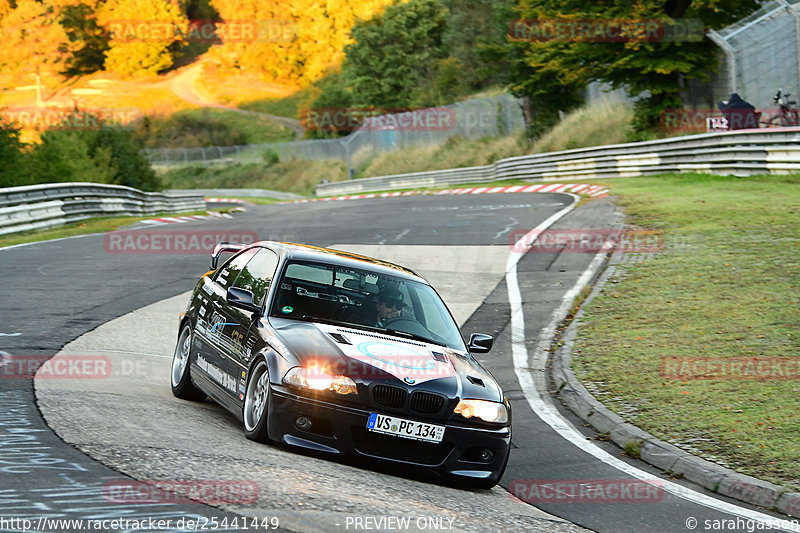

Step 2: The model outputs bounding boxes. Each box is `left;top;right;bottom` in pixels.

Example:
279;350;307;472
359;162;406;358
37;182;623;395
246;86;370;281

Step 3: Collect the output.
700;0;800;109
144;94;524;176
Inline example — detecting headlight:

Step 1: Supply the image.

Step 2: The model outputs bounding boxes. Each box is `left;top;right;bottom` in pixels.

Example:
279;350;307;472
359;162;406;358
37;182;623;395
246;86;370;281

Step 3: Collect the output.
454;399;508;424
283;366;357;395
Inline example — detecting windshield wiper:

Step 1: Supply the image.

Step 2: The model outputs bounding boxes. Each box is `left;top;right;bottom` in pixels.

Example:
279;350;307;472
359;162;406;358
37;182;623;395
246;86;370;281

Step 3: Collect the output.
296;314;343;327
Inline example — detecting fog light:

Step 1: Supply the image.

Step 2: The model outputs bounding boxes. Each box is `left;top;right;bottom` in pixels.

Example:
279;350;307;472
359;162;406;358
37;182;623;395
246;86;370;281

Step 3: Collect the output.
295;416;312;431
479;449;494;462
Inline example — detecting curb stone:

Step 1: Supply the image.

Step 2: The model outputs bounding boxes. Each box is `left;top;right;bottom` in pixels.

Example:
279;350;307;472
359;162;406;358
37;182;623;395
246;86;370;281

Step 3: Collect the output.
549;223;800;517
293;183;610;204
137;211;234;226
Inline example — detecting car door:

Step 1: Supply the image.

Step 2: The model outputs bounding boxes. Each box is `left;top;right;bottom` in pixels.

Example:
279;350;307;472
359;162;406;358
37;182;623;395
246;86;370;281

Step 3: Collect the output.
194;248;256;404
210;247;280;406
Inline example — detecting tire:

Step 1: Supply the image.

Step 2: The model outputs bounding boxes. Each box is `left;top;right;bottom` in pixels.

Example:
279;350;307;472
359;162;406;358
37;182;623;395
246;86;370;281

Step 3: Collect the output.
171;323;205;401
243;359;271;443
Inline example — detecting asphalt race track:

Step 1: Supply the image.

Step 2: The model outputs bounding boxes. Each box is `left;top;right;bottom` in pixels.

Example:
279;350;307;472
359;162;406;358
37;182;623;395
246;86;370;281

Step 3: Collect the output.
1;193;794;533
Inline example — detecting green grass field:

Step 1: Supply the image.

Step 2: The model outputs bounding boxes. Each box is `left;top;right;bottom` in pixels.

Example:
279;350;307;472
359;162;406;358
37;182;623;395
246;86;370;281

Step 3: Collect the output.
138;107;294;148
571;173;800;490
357;101;635;178
159;159;347;196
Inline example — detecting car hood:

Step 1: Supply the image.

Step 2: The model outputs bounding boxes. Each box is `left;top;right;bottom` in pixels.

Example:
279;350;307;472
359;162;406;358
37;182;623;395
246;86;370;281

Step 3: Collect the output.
269;318;502;402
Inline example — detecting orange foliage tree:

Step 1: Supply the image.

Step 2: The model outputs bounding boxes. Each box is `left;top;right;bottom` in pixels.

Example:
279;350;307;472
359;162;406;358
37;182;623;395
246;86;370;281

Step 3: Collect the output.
208;0;394;85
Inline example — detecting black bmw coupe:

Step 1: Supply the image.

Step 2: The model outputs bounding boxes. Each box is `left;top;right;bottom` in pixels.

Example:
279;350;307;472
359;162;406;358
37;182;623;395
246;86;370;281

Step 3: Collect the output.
171;241;511;488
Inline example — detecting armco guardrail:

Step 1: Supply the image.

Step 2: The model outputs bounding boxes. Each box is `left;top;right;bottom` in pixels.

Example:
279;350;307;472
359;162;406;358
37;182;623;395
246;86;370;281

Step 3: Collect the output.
170;188;304;201
0;182;205;236
315;128;800;196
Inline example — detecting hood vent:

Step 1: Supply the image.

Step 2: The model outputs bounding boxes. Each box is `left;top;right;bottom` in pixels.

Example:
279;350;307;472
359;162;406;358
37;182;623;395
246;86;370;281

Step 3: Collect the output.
328;332;351;345
430;351;448;362
337;328;424;346
467;375;485;387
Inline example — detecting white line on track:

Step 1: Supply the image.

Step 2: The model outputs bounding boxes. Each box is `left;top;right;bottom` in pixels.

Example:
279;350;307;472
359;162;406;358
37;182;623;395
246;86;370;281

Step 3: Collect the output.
505;196;800;531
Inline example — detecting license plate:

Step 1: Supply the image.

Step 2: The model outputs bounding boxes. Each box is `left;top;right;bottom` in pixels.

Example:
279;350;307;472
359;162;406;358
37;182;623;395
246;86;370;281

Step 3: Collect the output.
367;413;445;443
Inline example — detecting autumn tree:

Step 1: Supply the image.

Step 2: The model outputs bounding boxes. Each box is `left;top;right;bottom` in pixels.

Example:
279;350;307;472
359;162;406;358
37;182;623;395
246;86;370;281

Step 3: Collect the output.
97;0;188;77
208;0;393;85
60;2;109;75
0;0;73;83
512;0;760;132
0;0;11;19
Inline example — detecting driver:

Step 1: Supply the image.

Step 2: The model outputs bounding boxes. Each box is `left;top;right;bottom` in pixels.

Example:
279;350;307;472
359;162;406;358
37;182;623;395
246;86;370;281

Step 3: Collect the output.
375;288;403;327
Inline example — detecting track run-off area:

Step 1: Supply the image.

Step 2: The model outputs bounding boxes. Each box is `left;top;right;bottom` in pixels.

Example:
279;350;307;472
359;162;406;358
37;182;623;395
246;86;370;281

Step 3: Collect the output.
1;192;795;533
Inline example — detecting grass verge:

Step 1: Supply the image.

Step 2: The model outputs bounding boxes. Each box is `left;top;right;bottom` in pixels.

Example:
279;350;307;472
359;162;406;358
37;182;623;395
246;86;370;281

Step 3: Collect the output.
0;211;209;249
232;197;282;205
357;101;634;179
533;101;634;153
159;159;347;196
138;108;294;147
571;173;800;490
194;66;304;117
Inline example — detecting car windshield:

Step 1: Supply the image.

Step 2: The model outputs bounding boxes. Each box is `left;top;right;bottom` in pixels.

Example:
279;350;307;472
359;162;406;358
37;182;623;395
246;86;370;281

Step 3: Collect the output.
270;260;466;351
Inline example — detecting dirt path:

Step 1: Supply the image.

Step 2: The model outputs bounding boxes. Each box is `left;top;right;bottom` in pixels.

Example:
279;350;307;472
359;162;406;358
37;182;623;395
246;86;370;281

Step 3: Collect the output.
169;62;305;140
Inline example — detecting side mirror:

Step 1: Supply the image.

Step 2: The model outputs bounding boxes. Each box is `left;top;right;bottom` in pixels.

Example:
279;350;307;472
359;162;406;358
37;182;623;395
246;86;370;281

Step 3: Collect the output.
468;333;493;354
226;287;261;315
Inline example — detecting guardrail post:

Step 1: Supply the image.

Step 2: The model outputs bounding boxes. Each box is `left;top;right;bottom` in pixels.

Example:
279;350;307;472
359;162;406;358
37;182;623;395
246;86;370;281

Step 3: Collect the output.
344;138;354;178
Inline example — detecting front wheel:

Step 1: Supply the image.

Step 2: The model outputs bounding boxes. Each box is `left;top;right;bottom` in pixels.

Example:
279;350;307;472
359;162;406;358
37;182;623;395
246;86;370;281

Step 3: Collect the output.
243;359;271;442
171;323;205;401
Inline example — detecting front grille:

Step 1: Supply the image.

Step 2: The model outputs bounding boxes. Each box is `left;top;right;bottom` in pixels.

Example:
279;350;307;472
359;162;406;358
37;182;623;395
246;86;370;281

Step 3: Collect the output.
352;428;453;466
372;385;407;409
410;392;445;414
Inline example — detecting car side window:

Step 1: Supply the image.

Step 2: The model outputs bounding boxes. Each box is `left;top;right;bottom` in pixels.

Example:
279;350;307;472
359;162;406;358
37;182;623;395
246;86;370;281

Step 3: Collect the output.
231;248;280;305
213;248;257;291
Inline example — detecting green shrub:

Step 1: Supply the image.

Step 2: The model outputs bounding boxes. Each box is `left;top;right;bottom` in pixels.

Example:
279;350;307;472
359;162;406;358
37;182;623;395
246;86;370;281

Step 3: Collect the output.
23;113;159;191
261;149;280;166
0;120;28;188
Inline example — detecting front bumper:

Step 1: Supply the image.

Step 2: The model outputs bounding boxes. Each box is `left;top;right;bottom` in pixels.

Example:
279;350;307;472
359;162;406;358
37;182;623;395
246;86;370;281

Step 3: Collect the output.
268;386;511;482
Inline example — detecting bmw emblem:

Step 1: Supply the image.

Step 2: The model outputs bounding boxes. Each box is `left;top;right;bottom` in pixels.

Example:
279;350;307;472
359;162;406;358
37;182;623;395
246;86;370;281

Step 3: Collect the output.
404;377;416;385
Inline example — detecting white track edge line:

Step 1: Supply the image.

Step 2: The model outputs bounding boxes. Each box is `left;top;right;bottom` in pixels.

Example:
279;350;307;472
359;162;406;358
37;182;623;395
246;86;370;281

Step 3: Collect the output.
505;195;799;530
